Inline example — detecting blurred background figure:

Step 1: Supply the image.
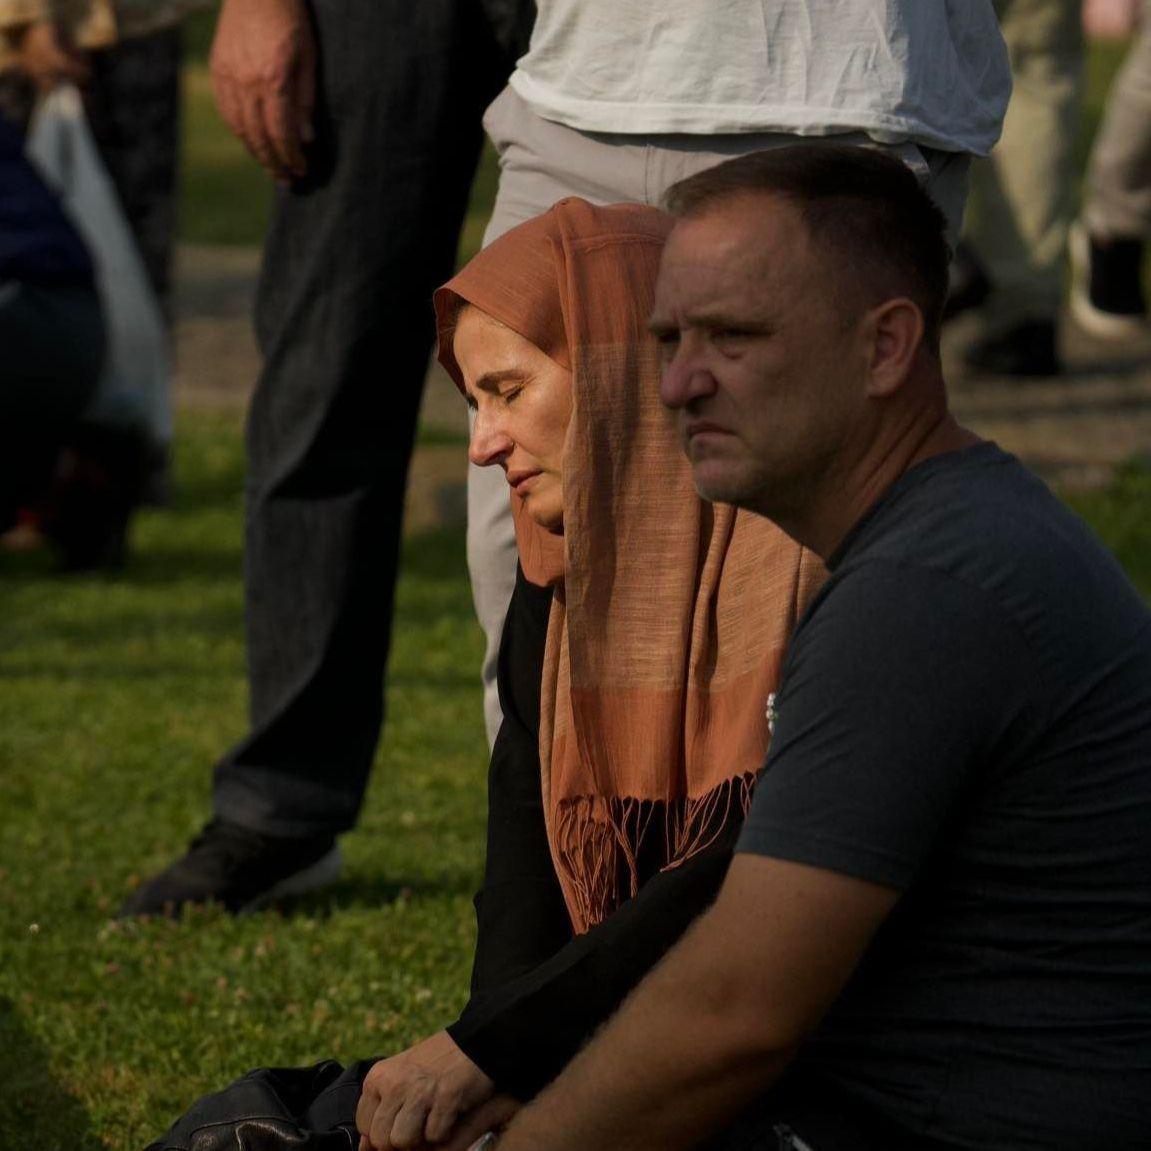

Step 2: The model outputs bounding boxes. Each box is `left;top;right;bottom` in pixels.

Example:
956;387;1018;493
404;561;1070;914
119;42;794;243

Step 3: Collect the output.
952;0;1085;377
121;0;535;917
0;108;105;547
1072;0;1150;337
0;0;208;566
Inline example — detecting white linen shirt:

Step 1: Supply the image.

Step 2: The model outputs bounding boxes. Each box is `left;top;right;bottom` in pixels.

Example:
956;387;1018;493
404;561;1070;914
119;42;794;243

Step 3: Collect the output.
509;0;1011;155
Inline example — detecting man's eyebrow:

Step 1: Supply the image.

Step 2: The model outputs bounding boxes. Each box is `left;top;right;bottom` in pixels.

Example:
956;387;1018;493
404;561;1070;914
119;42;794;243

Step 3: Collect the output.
648;311;771;334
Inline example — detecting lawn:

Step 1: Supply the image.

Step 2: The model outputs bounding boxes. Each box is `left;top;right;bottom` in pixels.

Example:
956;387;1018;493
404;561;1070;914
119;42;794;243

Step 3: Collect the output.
1;20;1150;1151
2;411;1149;1150
0;409;489;1148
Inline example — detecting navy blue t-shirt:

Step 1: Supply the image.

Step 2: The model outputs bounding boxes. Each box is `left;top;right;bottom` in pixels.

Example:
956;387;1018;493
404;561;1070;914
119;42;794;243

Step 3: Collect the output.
0;113;93;285
739;442;1151;1150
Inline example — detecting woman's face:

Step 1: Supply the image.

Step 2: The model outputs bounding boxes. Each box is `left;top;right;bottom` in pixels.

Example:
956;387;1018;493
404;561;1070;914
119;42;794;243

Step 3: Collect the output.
454;305;573;534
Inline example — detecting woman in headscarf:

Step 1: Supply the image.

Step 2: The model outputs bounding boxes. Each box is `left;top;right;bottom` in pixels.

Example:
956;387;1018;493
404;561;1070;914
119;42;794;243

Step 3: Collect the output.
354;198;822;1151
146;197;820;1151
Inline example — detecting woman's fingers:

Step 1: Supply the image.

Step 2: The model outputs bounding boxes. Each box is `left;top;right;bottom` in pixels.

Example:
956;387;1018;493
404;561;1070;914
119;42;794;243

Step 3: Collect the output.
424;1085;468;1144
437;1095;523;1151
367;1094;406;1151
389;1095;435;1149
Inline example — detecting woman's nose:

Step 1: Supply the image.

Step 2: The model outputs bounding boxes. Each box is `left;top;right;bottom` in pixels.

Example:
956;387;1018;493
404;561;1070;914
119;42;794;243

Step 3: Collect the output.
469;410;513;467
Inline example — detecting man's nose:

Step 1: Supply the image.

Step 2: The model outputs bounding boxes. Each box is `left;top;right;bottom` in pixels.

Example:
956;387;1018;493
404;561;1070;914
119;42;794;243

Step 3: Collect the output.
659;342;718;410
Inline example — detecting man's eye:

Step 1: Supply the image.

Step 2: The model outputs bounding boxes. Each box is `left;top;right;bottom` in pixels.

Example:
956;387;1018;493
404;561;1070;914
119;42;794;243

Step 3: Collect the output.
501;386;524;404
654;332;680;358
712;329;752;355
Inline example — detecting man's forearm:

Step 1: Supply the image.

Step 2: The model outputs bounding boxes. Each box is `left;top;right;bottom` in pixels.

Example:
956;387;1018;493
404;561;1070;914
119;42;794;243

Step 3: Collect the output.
494;907;793;1151
493;856;898;1151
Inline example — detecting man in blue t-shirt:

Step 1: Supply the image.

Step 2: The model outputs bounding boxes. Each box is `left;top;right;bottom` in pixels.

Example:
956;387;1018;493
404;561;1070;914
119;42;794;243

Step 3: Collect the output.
485;146;1151;1151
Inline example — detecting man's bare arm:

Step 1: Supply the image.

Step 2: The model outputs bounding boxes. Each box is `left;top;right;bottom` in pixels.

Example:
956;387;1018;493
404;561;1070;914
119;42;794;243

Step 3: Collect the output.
495;854;899;1151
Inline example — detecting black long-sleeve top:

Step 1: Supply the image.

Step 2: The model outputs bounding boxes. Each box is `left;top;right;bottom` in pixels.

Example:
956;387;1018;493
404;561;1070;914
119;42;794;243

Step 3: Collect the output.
446;566;745;1100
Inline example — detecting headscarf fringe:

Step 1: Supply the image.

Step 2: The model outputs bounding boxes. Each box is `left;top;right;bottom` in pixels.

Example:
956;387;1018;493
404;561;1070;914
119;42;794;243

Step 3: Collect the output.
554;772;759;935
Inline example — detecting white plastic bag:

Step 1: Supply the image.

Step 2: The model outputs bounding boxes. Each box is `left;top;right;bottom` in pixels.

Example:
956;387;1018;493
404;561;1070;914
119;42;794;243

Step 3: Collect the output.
25;83;172;446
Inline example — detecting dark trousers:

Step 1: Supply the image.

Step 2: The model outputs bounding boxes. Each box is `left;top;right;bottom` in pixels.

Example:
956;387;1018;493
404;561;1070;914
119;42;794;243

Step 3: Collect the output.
212;0;533;837
0;281;105;529
82;26;183;317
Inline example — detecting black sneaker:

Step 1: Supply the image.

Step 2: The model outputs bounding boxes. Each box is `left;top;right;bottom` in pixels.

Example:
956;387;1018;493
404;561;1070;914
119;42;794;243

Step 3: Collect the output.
1070;222;1148;339
119;819;341;917
963;318;1060;378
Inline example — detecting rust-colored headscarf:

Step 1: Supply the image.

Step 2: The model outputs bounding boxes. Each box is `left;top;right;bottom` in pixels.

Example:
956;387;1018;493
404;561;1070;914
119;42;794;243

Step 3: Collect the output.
436;199;823;934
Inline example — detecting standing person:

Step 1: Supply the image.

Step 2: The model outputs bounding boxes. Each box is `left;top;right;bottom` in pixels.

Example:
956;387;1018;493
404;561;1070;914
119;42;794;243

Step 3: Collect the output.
0;109;105;537
486;144;1151;1151
957;0;1085;377
0;1;207;562
466;0;1012;748
1072;0;1151;336
122;0;534;916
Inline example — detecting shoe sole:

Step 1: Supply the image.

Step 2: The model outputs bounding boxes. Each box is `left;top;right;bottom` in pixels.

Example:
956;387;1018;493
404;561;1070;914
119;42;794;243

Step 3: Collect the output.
1069;223;1149;341
239;844;343;913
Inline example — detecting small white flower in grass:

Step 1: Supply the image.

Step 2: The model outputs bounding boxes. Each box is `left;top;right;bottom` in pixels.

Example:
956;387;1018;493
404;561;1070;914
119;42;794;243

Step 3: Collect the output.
28;923;40;935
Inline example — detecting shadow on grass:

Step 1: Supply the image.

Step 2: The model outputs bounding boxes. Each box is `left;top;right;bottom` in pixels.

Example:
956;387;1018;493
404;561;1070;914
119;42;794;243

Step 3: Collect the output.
0;998;100;1150
277;874;478;919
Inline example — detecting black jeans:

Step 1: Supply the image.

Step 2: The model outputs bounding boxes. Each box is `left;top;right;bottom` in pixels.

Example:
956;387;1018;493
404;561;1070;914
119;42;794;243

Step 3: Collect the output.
212;0;533;837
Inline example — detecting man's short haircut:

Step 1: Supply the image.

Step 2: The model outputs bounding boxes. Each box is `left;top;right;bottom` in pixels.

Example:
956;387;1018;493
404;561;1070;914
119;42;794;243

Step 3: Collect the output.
664;144;951;356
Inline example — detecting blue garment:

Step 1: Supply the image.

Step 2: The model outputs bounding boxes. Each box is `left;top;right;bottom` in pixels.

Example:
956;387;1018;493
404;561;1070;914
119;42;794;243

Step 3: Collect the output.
740;442;1151;1150
0;112;93;285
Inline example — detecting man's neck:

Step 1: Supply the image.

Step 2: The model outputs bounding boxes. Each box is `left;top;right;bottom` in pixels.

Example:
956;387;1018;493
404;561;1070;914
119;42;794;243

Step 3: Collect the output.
773;409;980;562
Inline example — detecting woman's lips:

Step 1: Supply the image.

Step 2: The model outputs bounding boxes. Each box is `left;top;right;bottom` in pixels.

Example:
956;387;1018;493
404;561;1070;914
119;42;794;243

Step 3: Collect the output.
506;469;542;495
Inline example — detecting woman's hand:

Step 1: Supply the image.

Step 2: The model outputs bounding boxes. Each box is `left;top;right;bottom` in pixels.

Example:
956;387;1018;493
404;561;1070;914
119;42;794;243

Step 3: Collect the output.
355;1030;499;1150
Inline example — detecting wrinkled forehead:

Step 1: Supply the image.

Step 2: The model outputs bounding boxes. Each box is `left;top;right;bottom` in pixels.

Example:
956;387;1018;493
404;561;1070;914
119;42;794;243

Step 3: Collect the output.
654;201;819;321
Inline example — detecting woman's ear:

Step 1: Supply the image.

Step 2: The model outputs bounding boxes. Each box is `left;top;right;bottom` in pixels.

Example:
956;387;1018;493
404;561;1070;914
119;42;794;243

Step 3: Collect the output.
863;298;924;398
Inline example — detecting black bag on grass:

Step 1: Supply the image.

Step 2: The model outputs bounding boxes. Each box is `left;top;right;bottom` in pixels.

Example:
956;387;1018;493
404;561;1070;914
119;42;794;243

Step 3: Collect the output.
145;1058;376;1150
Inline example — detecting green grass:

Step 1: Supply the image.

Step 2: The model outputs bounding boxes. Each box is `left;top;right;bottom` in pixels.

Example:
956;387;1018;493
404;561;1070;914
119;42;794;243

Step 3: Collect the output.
0;409;488;1150
2;411;1149;1149
3;21;1148;1151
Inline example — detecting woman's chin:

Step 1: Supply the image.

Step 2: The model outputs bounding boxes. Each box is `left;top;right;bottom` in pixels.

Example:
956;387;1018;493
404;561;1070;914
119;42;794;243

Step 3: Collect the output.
526;499;564;535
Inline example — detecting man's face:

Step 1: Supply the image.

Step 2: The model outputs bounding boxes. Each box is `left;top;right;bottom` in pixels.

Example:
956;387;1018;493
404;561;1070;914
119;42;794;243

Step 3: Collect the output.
651;195;872;520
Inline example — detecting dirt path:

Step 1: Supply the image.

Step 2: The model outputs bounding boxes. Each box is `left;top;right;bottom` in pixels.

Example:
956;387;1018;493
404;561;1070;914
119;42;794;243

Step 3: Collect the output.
175;244;1151;533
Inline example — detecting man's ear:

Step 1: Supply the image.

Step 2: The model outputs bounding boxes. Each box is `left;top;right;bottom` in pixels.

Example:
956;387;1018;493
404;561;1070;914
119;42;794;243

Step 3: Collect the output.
863;298;924;398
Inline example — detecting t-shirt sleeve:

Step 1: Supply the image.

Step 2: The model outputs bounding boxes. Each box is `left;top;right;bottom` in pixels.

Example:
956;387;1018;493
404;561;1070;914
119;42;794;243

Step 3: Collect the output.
737;560;1039;890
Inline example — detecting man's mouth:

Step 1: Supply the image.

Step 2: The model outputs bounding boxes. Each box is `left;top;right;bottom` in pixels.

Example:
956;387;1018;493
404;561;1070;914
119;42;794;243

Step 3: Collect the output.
685;420;730;440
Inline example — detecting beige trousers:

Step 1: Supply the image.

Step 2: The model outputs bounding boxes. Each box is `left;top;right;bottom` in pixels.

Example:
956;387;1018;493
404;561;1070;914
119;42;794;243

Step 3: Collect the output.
1085;1;1151;238
967;0;1086;326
